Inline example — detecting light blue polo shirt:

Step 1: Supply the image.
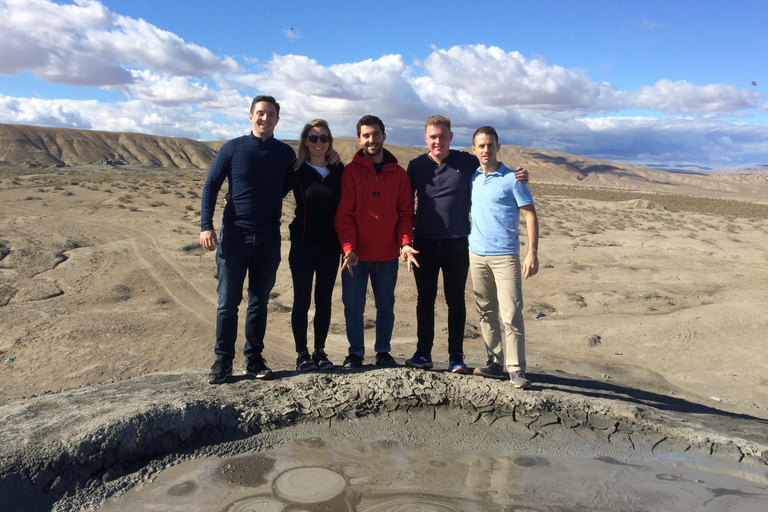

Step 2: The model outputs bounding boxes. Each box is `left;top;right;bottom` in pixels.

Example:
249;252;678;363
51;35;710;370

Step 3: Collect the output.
469;162;534;255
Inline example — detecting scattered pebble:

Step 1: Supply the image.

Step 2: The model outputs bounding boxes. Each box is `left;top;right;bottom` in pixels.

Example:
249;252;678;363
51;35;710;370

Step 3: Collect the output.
710;396;722;402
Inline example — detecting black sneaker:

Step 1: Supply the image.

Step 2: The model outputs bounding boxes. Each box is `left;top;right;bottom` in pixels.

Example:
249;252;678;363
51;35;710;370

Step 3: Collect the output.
208;356;232;385
343;353;364;369
312;349;334;370
472;359;505;379
375;351;398;368
296;351;318;371
243;354;273;380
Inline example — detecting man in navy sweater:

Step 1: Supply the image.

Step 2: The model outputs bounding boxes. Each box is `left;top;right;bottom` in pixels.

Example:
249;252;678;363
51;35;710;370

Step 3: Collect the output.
405;116;527;373
200;95;296;384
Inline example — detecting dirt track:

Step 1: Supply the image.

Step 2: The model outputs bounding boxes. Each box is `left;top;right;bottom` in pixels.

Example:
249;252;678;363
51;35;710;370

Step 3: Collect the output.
1;165;768;510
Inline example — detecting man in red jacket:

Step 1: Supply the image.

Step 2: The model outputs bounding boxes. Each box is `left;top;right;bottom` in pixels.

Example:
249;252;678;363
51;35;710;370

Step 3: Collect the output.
334;115;419;368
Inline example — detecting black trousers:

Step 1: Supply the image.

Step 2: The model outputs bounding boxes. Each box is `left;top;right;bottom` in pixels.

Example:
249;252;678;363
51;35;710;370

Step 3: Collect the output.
289;243;341;353
412;236;469;355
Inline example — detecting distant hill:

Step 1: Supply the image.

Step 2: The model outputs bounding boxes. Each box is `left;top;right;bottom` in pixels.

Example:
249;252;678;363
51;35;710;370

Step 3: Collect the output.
0;123;219;169
2;123;767;200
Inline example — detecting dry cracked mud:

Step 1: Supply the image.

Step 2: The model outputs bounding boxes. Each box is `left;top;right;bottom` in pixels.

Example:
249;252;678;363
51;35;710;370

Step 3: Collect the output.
1;368;766;511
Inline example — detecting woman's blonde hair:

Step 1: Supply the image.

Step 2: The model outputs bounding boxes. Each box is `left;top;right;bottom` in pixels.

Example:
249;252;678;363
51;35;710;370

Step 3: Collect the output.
295;119;334;170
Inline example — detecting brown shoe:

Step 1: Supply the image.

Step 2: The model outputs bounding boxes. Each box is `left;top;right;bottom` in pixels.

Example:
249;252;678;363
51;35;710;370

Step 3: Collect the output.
472;360;505;379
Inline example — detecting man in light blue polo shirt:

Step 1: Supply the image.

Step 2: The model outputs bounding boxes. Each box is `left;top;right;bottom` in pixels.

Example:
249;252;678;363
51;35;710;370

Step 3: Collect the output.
469;126;539;389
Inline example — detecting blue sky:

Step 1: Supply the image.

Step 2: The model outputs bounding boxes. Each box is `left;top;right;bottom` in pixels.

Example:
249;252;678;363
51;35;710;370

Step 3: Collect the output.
1;0;766;168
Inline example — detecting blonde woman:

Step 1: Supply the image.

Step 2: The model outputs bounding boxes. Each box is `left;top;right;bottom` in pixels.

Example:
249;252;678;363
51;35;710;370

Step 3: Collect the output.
285;120;345;370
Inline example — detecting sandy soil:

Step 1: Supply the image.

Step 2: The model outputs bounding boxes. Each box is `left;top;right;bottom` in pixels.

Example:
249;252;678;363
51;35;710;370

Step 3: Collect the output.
1;161;767;510
1;165;766;417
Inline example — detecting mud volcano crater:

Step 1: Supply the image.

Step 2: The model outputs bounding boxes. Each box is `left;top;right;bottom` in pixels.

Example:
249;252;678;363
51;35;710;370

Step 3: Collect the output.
1;369;766;511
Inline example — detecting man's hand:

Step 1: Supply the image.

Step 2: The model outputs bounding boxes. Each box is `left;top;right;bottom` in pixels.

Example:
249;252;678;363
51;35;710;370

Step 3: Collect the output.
328;150;342;165
341;250;358;276
515;167;529;184
200;229;218;251
522;252;539;279
400;245;420;273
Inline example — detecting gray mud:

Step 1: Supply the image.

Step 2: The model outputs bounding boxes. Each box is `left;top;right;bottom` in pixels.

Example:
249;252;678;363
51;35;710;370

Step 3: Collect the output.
1;368;766;511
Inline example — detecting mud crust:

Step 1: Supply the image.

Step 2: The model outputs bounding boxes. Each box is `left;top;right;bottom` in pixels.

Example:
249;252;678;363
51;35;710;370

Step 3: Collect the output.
1;369;766;511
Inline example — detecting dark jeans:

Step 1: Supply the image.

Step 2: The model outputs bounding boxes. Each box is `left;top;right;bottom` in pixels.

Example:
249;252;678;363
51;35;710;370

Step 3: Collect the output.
341;258;399;357
289;243;341;353
214;226;281;361
412;236;469;355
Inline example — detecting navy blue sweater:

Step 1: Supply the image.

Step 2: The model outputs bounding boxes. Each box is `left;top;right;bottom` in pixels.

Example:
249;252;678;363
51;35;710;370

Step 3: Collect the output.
200;134;296;233
407;150;479;239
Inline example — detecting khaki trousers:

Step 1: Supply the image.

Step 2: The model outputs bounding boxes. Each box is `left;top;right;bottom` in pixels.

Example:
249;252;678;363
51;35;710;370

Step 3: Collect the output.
469;252;526;372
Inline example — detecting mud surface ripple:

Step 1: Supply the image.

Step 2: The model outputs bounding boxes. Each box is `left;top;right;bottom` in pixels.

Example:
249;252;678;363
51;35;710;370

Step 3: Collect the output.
1;368;766;511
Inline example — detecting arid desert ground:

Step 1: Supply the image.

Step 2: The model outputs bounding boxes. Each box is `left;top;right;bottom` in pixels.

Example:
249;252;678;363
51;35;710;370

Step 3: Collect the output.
1;127;768;510
2;139;768;416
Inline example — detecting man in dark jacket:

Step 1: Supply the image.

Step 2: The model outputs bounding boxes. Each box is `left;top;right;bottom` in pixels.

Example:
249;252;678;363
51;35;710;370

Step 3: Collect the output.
405;115;527;373
200;95;295;384
334;115;419;369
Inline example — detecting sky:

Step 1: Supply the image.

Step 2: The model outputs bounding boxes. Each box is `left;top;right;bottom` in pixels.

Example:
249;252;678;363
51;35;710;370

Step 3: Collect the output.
1;0;766;169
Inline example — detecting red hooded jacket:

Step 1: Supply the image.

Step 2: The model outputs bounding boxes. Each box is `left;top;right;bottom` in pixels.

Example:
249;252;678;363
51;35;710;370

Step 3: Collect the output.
334;148;414;262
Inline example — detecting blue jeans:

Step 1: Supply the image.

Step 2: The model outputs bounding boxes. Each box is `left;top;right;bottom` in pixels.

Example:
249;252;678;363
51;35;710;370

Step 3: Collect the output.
341;258;398;357
214;225;281;361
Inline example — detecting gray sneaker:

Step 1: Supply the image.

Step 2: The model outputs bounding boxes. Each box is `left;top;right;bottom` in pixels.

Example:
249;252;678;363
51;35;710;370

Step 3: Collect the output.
472;359;505;379
510;370;532;390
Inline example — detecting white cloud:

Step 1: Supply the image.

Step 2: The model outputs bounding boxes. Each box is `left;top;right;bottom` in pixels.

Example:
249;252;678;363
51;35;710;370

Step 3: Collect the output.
632;79;759;115
0;0;240;86
1;12;767;169
575;116;768;165
236;54;432;138
105;70;250;115
0;94;246;139
414;45;624;113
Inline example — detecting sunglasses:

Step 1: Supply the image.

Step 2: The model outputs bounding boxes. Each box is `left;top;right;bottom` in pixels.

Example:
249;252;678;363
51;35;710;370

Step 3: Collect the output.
307;134;330;143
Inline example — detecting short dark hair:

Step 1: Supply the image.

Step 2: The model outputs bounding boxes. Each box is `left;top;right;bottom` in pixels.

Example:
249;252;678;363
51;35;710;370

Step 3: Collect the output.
250;95;280;116
356;115;385;137
472;126;498;145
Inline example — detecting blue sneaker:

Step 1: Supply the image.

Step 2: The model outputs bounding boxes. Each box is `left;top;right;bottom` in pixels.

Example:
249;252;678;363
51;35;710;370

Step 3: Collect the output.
405;350;433;369
448;353;468;374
